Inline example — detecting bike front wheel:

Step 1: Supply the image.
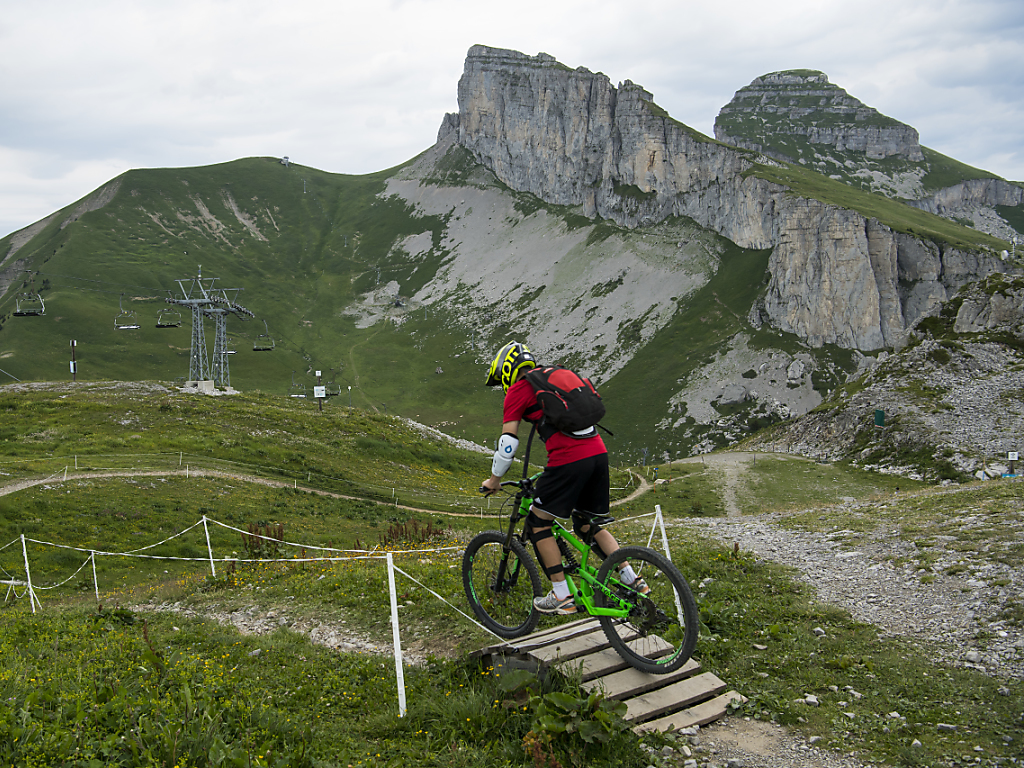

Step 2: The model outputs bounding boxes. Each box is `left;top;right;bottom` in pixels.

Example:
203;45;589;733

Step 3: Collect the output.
595;545;699;674
462;530;543;639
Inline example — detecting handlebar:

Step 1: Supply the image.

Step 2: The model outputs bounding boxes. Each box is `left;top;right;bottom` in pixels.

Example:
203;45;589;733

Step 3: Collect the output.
477;474;542;496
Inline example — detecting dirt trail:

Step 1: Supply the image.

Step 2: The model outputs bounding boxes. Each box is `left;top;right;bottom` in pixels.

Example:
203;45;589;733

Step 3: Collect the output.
0;466;652;518
0;468;490;519
670;451;757;516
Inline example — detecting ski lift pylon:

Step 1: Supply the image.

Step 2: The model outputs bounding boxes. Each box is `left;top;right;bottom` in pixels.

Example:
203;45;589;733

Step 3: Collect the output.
114;293;140;330
253;319;275;351
13;292;45;316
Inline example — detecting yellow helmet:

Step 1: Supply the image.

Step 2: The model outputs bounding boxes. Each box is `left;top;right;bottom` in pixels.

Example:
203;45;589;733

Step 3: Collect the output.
485;341;536;392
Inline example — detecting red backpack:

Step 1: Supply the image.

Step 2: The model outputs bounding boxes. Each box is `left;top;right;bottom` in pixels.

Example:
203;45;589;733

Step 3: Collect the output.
522;366;607;438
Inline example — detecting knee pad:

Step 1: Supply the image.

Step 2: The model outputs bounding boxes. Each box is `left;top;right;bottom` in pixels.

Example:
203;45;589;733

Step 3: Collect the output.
525;511;554;545
572;515;608;559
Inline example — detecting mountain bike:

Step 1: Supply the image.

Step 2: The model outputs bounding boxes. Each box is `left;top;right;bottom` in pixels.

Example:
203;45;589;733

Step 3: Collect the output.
462;467;699;675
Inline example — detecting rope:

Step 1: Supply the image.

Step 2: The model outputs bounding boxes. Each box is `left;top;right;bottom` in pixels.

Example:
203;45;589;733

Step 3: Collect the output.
390;563;504;641
121;519;206;554
34;554;95;591
205;517;461;556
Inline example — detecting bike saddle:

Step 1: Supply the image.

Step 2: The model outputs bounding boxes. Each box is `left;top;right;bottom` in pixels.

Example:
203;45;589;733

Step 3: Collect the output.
576;512;616;527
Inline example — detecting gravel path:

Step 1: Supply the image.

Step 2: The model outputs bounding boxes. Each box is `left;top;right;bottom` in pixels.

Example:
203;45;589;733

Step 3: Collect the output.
681;512;1023;680
644;453;1024;768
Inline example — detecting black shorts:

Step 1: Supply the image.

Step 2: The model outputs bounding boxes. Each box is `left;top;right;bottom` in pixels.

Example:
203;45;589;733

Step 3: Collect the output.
532;453;610;520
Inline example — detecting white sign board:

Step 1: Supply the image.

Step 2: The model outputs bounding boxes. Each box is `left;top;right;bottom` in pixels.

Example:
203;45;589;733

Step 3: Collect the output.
1009;452;1019;461
313;386;326;399
69;361;77;374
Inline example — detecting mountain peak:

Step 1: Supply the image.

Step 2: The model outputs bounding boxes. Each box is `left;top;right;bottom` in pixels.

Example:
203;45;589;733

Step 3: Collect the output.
715;70;924;163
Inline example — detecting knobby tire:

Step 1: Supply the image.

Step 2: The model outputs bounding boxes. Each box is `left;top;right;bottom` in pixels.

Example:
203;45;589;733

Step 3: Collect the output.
462;530;543;638
595;545;699;674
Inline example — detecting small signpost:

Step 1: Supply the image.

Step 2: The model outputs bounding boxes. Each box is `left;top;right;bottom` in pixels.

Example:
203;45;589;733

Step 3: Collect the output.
1008;451;1019;478
314;371;325;412
70;340;77;382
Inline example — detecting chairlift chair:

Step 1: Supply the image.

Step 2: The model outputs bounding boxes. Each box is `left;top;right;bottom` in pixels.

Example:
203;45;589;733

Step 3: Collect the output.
289;370;306;398
225;337;236;355
12;292;45;316
253;319;275;351
325;368;342;397
156;308;182;328
114;294;140;330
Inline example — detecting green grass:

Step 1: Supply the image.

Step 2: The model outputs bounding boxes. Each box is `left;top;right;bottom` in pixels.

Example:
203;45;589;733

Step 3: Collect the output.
1;392;1022;767
0;603;646;767
746;160;1007;252
0;383;487;511
919;147;1005;193
614;462;726;518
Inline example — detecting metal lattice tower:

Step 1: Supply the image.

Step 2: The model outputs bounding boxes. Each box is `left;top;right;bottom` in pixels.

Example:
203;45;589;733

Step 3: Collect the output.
210;309;230;388
166;266;254;387
189;303;210;382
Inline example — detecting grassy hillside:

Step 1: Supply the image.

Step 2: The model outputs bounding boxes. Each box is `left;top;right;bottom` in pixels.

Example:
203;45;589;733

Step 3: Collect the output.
0;158;519;450
746;160;1008;251
1;389;1020;766
2;154;780;461
0;148;1012;465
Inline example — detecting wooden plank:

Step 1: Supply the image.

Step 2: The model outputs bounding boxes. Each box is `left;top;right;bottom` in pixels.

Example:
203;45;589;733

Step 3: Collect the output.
624;672;727;723
518;617;601;644
511;619;604;654
634;691;747;733
582;658;702;700
573;646;634;680
529;627;613;663
469;618;600;658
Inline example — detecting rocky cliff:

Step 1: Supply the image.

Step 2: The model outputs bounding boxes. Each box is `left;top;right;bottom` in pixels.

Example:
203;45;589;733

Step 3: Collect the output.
909;178;1024;243
443;46;1011;351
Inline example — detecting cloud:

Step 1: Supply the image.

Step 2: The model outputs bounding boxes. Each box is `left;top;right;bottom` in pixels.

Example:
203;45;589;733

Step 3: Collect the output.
1;0;1022;238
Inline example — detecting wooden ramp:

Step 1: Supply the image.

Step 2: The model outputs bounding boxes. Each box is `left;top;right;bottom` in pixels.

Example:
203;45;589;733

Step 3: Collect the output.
472;617;745;732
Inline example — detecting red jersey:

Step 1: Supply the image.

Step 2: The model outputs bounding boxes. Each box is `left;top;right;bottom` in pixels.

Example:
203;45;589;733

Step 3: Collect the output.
503;379;606;467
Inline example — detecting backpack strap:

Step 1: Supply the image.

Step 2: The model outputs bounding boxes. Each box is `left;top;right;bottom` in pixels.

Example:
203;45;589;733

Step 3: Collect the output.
520;421;538;480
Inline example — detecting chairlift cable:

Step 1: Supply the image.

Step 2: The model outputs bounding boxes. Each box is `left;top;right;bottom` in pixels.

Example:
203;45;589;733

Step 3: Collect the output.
15;268;162;293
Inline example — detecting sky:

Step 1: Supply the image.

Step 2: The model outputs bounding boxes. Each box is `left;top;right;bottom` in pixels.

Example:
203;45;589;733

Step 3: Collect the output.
2;0;1023;240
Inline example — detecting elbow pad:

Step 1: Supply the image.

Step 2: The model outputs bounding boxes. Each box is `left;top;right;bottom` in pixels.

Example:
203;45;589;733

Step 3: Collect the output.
490;433;520;477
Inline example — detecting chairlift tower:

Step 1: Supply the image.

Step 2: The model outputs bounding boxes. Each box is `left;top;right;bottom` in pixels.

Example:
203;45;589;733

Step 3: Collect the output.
165;267;254;387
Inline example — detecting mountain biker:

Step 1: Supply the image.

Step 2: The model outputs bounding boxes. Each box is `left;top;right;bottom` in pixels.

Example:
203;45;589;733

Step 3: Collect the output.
480;341;646;615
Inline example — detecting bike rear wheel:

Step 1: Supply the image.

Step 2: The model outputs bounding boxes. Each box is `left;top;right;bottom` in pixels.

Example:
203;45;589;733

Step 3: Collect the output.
463;530;543;638
595;545;699;674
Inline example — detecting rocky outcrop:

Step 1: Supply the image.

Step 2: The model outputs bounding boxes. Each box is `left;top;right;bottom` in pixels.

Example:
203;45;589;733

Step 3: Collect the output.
447;46;1008;351
953;275;1024;336
714;71;924;162
909;178;1024;242
912;178;1024;214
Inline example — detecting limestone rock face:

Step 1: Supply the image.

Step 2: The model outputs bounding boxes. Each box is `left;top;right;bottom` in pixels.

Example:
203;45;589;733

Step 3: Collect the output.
714;71;924;162
448;46;1007;350
909;178;1024;243
953;275;1024;336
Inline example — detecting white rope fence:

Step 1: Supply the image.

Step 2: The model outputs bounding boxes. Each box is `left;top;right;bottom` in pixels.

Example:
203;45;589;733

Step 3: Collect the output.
2;503;676;718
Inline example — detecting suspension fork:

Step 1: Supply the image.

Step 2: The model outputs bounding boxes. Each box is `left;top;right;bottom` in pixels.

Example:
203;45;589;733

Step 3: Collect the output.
495;492;531;587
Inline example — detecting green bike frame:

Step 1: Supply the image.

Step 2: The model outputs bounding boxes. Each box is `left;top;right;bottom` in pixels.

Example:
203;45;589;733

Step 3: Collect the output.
511;476;633;619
